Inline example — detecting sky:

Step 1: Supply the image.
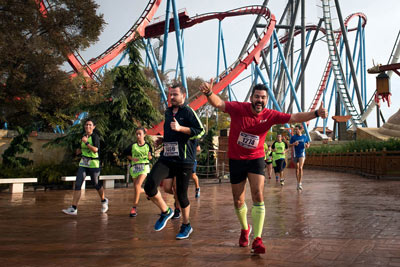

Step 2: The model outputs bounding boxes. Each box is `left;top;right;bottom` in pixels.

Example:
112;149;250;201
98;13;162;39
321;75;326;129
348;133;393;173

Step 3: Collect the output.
74;0;400;130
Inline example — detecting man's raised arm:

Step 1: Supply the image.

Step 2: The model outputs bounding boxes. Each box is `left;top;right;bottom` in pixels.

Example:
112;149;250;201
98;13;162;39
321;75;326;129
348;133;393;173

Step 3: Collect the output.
199;78;226;112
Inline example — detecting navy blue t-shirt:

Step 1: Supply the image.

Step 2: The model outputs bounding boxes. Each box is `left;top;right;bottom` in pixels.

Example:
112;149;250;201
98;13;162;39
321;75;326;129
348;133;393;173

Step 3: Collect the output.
290;134;309;157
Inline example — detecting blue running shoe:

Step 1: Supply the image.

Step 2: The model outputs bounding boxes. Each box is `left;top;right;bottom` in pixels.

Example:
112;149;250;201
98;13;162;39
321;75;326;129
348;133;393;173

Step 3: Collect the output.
176;223;193;240
154;207;173;231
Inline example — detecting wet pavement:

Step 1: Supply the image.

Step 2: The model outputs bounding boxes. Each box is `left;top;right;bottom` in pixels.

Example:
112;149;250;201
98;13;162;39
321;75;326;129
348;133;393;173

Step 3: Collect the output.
0;169;400;266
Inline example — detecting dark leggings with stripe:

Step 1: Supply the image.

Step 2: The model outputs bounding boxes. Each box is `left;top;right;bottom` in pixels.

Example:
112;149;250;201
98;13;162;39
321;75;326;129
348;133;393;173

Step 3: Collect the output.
75;167;102;190
144;159;192;209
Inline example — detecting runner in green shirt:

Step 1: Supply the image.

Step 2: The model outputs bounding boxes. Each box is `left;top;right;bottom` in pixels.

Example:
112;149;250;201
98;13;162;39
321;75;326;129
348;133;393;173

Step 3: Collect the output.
264;143;273;179
271;134;288;185
62;118;108;215
123;128;153;217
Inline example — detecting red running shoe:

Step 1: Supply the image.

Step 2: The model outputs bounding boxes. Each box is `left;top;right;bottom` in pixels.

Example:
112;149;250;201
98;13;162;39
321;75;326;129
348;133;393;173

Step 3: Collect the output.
251;237;266;254
129;207;137;217
239;224;252;247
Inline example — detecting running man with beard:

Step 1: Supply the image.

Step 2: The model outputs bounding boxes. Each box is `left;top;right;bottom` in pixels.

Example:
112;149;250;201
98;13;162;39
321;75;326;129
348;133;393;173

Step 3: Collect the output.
144;84;204;240
199;81;327;254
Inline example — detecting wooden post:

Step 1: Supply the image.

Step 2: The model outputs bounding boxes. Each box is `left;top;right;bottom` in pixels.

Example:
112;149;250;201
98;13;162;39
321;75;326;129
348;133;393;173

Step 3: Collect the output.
381;148;387;177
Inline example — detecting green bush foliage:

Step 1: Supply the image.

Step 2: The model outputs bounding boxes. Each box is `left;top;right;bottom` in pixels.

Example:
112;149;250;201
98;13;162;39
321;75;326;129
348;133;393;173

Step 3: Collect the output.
308;138;400;155
2;127;33;168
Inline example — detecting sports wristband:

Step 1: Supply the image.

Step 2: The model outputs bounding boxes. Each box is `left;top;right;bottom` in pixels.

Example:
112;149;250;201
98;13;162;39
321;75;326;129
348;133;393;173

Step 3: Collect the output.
204;91;212;97
85;142;90;146
314;110;319;117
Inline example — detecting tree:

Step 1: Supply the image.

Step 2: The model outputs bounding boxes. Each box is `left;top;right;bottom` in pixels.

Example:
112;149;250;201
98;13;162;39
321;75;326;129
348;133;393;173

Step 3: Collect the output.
93;40;162;164
0;0;105;130
198;125;218;176
2;127;33;168
50;39;162;165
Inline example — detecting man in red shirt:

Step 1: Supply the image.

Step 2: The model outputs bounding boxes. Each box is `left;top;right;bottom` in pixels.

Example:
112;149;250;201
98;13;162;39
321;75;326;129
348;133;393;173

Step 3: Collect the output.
199;81;327;254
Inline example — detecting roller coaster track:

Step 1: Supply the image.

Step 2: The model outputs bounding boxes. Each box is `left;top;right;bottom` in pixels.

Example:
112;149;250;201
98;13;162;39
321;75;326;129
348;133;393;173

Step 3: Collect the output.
306;12;366;117
321;0;364;129
146;5;276;135
37;0;162;77
253;12;365;119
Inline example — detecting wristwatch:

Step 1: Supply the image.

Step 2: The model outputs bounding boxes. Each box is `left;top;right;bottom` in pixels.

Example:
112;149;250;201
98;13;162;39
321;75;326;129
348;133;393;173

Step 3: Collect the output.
204;91;212;97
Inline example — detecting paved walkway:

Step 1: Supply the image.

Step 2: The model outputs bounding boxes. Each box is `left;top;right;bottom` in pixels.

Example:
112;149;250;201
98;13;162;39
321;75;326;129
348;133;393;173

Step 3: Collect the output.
0;169;399;266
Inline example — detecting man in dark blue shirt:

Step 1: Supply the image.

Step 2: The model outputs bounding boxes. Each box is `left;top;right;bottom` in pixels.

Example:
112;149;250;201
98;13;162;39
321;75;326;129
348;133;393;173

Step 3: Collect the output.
289;125;310;190
144;84;204;240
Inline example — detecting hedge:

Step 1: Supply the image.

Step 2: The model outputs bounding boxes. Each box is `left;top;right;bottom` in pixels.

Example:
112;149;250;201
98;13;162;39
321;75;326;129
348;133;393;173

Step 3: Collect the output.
308;138;400;155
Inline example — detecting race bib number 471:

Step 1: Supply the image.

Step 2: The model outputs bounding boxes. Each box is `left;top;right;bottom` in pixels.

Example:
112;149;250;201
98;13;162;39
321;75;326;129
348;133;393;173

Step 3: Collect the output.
237;132;260;149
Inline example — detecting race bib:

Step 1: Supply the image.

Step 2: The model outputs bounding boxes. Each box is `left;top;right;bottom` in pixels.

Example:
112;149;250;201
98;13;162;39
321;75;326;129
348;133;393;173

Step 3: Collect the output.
163;142;179;157
237;132;260;149
80;157;91;167
132;163;145;173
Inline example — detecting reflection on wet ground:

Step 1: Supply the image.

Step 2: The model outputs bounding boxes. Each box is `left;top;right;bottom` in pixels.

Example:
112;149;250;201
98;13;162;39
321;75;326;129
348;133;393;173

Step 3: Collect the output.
0;169;399;266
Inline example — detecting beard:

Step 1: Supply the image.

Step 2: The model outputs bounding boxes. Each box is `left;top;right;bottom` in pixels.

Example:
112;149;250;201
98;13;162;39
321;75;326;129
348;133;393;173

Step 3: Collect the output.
251;101;265;113
171;99;181;108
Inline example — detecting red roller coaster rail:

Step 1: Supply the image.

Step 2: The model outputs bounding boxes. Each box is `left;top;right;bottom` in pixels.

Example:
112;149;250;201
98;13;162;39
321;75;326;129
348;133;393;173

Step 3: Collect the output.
145;5;276;135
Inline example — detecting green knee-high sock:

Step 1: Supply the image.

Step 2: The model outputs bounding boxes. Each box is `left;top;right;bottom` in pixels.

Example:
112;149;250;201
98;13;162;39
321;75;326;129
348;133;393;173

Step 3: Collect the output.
251;202;265;239
234;203;248;230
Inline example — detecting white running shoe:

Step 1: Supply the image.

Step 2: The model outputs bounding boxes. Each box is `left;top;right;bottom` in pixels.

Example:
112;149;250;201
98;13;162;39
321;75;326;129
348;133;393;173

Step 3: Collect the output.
101;198;109;213
62;206;77;215
297;184;303;190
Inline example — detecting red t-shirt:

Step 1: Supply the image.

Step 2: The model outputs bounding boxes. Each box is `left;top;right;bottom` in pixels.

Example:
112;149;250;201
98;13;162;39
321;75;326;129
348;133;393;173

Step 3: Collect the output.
224;101;291;160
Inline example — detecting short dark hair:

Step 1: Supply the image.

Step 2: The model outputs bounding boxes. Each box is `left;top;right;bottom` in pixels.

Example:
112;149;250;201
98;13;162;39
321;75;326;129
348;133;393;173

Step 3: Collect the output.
251;83;268;97
295;124;303;130
84;118;96;126
136;127;146;134
171;83;186;94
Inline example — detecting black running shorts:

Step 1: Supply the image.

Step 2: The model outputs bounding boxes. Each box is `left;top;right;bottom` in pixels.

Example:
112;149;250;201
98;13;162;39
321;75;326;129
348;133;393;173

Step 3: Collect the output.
229;157;266;184
273;158;286;173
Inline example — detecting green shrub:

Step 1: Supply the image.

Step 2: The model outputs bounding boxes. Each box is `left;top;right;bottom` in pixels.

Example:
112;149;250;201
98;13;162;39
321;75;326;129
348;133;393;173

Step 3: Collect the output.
2;127;33;168
308;138;400;155
100;165;126;175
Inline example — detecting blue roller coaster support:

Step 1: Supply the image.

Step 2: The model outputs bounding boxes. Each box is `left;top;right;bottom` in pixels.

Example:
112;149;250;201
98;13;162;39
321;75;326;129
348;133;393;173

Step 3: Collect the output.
269;36;274;109
272;30;310;140
148;40;159;69
161;0;171;74
255;65;292;134
348;20;361;102
175;30;184;80
220;26;233;101
273;32;302;112
72;112;88;126
171;0;188;96
115;49;129;68
143;39;168;107
216;20;222;81
314;62;334;130
361;23;367;108
269;36;273;90
281;31;311;108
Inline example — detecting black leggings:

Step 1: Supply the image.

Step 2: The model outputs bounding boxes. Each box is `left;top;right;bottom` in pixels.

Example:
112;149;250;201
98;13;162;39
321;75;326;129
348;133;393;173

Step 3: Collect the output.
75;167;102;191
144;159;193;209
